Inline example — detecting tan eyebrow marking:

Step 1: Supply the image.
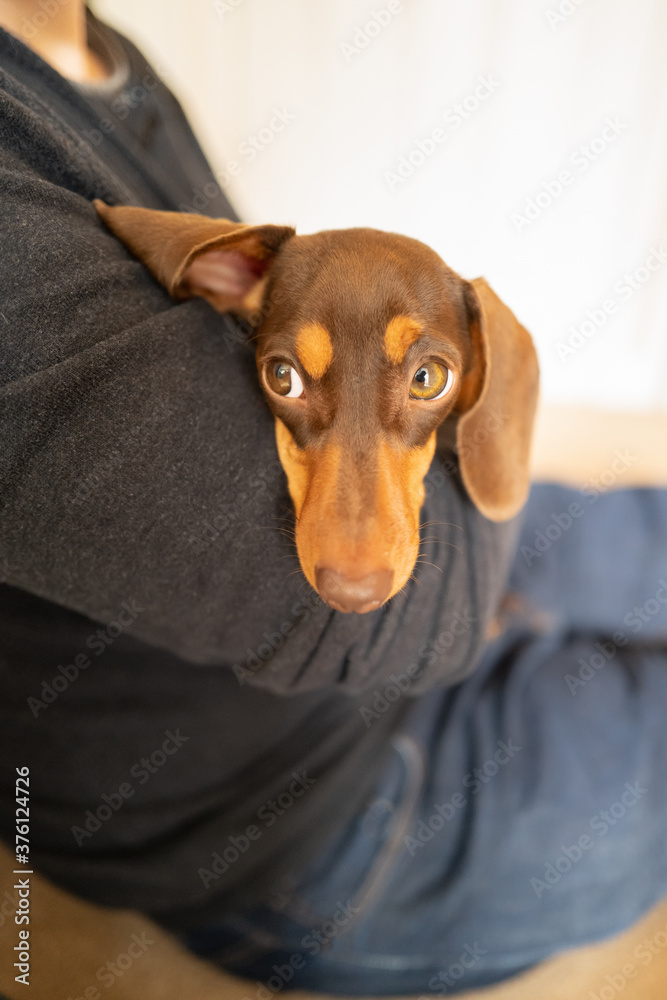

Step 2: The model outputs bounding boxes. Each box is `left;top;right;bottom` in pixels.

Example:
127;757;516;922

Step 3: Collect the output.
295;322;334;379
384;316;423;364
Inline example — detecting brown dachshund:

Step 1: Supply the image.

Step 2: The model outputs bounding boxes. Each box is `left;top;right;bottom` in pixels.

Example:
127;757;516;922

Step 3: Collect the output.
94;201;539;613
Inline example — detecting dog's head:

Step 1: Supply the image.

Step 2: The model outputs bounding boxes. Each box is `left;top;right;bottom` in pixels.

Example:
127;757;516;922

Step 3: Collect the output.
95;202;538;613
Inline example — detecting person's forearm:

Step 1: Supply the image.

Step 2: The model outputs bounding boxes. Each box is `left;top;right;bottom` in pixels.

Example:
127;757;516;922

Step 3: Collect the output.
530;404;667;488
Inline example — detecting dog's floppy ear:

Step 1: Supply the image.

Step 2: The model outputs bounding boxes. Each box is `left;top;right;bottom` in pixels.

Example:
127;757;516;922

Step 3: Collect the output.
455;278;539;522
94;201;295;317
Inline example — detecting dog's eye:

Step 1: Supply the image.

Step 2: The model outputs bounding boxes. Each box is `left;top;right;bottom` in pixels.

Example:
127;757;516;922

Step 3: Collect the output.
266;361;304;398
409;362;453;401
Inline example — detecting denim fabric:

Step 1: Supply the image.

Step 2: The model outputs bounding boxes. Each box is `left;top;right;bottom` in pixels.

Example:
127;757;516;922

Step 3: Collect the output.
184;486;667;995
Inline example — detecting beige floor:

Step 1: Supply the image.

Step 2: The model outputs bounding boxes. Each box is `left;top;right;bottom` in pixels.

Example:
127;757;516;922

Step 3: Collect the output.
530;405;667;488
459;896;667;999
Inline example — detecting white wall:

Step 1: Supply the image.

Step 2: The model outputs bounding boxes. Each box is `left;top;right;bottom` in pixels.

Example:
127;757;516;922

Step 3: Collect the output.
93;0;667;413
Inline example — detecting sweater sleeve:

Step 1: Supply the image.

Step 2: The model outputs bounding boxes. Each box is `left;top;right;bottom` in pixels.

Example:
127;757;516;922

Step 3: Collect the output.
0;124;286;651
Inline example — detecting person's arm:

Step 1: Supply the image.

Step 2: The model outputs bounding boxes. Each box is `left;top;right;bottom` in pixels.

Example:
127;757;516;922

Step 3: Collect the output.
0;135;292;666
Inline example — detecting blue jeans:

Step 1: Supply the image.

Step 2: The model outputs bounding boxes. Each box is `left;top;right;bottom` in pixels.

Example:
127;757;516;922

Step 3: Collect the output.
184;486;667;994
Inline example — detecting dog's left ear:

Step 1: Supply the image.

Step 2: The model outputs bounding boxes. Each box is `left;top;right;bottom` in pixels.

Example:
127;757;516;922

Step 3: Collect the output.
455;278;539;522
94;201;295;317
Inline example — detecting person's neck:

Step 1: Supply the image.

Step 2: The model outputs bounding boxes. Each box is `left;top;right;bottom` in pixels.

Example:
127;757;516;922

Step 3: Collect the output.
0;0;109;82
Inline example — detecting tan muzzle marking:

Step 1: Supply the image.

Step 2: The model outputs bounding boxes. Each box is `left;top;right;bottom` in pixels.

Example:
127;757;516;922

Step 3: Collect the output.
275;418;437;609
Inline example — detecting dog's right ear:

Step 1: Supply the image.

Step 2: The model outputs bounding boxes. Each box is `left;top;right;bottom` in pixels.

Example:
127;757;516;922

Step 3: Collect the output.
94;201;295;317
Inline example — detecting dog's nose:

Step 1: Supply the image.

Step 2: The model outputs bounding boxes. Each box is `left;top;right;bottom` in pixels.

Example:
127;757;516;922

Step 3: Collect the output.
315;566;394;614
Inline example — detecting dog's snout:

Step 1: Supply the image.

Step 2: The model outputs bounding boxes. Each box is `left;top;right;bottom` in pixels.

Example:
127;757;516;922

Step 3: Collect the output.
315;566;394;614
